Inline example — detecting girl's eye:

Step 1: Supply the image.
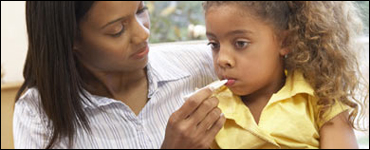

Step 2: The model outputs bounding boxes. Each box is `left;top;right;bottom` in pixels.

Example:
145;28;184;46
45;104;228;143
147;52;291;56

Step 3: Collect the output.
207;42;220;51
235;41;249;49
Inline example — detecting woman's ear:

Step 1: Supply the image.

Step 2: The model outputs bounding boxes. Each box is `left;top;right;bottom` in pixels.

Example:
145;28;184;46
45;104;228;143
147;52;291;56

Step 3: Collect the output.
73;40;82;52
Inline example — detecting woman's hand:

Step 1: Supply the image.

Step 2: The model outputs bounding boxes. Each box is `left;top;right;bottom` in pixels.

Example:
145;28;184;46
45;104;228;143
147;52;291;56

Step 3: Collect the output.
161;88;226;149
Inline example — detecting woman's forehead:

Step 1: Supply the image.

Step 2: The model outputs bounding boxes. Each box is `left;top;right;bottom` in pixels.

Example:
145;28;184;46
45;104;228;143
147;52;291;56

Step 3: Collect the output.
84;1;142;29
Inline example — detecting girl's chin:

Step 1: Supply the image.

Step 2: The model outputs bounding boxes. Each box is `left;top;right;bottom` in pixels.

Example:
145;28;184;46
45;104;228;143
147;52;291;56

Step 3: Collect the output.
228;87;249;96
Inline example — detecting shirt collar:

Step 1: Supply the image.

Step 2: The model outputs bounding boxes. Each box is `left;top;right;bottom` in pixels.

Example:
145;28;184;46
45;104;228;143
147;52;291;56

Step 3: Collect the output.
269;71;315;103
80;89;115;109
217;71;315;117
147;52;190;83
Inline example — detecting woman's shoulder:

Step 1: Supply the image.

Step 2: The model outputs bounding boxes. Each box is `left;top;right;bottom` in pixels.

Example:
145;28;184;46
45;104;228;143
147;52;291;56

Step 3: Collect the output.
149;41;214;73
16;87;40;104
14;88;45;117
13;88;52;148
149;41;212;61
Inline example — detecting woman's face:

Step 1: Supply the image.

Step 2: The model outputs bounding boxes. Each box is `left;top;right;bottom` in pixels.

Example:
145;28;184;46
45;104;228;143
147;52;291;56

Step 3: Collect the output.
75;1;150;73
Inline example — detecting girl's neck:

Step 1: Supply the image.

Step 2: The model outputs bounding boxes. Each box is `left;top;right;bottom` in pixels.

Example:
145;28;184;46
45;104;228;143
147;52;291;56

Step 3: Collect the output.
242;71;286;105
241;70;286;125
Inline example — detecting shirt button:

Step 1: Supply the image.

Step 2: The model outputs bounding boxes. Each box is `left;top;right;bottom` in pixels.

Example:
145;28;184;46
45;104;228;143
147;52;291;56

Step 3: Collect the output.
137;124;143;130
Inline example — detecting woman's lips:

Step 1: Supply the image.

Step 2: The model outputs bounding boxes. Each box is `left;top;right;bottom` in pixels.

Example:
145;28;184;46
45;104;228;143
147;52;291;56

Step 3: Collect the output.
131;45;149;59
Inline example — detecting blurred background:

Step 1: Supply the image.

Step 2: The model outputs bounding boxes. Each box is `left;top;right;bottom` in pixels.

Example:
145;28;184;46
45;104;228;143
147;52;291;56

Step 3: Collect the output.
1;1;369;149
148;1;206;43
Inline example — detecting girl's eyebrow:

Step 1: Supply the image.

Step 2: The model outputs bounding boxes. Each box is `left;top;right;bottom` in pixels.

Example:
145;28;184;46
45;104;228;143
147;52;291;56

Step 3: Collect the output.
206;32;217;38
226;30;253;36
206;29;253;38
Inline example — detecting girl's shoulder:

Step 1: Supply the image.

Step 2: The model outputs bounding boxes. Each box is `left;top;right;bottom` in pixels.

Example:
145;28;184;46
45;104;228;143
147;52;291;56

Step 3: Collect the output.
285;71;350;128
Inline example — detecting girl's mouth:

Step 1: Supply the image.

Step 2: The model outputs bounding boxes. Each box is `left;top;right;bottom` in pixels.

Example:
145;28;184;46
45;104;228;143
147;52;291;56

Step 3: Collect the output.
225;78;236;86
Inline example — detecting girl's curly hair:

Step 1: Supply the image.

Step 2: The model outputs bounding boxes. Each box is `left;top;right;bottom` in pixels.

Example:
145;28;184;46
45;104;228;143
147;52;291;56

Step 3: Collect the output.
203;1;369;131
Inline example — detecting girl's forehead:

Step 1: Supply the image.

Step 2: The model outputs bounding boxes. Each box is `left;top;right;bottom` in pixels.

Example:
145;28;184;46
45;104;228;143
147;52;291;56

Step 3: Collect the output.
205;4;264;27
206;4;253;18
205;6;266;34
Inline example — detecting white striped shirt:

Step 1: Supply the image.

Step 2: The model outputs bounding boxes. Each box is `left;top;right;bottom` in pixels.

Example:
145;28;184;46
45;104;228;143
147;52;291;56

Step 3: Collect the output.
13;42;218;149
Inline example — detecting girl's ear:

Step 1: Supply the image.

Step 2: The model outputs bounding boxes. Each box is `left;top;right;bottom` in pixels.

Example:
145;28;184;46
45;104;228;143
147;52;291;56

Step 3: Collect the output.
279;46;290;57
279;30;290;57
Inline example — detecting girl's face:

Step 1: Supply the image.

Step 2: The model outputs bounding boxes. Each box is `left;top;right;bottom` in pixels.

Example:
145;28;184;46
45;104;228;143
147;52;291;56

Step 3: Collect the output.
75;1;150;73
205;4;289;96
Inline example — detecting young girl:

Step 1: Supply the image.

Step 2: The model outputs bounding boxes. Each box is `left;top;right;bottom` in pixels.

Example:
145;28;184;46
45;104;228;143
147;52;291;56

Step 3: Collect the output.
203;1;368;149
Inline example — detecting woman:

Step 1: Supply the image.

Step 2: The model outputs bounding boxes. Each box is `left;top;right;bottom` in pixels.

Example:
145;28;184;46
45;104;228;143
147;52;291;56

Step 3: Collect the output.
13;1;225;148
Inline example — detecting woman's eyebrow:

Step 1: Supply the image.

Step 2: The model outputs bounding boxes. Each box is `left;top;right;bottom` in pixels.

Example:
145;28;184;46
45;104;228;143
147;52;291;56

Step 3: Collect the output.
101;16;128;30
100;1;144;30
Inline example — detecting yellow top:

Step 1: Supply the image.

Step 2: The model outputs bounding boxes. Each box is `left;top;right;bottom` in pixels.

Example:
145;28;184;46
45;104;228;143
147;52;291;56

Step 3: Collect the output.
212;71;349;149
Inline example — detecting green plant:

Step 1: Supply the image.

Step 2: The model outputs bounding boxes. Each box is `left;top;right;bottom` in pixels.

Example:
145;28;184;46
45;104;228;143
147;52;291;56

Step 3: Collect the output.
148;1;206;43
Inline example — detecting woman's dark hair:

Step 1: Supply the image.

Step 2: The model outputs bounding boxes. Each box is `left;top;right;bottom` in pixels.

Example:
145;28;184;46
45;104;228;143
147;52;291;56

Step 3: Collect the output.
16;1;94;148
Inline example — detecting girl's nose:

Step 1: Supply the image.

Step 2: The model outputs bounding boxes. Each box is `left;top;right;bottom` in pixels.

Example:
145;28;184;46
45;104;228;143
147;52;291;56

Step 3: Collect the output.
217;48;235;69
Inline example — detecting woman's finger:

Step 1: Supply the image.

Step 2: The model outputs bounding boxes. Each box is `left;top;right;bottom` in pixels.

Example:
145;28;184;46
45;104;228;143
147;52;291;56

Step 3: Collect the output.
196;107;222;133
186;97;219;126
176;87;213;119
205;114;226;139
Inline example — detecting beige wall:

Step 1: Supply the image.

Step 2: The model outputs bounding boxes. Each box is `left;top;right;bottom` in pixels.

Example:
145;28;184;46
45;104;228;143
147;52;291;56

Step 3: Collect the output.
1;1;27;83
1;83;21;149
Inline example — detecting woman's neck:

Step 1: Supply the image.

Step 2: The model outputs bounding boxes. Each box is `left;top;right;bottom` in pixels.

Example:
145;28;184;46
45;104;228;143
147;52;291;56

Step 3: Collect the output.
79;62;150;115
78;63;148;98
95;69;148;97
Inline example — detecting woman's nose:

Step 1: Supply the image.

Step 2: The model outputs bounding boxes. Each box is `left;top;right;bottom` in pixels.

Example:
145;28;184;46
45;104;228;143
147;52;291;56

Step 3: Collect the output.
131;18;150;44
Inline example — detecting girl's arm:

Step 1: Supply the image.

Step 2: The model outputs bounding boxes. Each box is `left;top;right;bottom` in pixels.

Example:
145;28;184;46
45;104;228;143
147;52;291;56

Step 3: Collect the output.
319;110;359;149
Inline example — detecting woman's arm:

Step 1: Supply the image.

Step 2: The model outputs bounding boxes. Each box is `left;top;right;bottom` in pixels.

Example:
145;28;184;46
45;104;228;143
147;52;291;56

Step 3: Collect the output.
319;110;359;149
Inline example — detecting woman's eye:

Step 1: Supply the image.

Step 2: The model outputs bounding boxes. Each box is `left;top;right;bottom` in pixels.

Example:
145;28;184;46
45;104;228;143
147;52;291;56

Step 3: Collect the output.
207;42;220;51
111;28;124;38
235;41;249;49
137;6;148;15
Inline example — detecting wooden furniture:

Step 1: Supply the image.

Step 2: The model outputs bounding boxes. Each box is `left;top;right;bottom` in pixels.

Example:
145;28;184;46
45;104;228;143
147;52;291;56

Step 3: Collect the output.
1;82;22;149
